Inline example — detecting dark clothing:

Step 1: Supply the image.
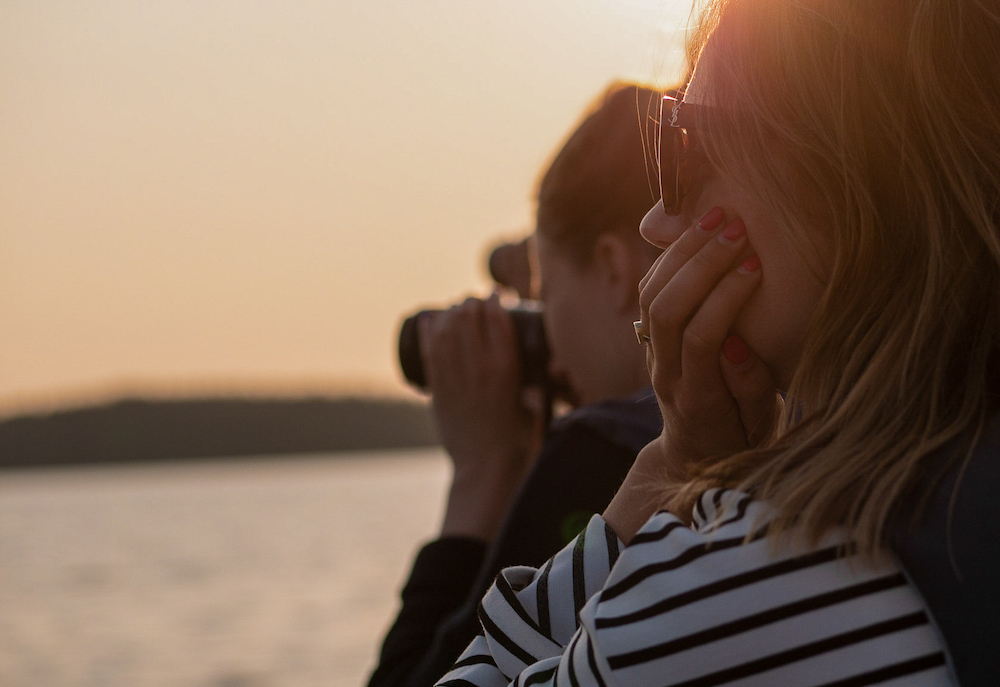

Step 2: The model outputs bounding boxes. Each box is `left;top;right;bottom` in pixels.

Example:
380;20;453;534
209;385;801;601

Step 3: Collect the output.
891;418;1000;686
367;537;487;686
369;391;1000;686
479;390;662;568
366;391;661;687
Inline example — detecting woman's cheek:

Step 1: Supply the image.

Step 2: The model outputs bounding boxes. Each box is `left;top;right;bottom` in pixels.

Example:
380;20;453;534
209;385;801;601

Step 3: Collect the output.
730;290;775;365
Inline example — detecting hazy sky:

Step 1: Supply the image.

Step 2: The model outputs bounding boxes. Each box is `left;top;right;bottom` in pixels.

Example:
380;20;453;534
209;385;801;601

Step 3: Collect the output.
0;0;691;414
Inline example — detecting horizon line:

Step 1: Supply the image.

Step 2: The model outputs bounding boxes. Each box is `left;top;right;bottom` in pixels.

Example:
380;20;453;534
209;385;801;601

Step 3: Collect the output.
0;374;423;420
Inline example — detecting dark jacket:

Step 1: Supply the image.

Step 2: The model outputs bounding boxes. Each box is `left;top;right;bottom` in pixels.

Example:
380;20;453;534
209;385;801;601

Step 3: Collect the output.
366;391;661;687
891;417;1000;686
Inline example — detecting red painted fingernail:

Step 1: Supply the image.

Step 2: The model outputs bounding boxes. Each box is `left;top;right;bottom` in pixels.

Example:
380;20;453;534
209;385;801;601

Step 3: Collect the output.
723;335;750;365
721;218;746;242
739;254;761;273
698;207;724;231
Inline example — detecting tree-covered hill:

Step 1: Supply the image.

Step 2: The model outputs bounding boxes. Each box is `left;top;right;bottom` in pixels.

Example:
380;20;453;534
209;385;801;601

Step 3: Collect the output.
0;396;439;468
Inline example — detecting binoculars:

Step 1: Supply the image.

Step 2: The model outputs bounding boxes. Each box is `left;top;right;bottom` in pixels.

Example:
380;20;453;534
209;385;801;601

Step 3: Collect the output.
397;303;550;390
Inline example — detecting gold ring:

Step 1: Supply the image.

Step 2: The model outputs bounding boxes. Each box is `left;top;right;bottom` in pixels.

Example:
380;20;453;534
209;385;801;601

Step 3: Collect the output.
633;320;651;344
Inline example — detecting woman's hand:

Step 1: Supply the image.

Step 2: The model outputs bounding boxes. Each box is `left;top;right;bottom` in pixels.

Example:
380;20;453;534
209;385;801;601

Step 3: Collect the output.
604;208;781;542
419;294;547;542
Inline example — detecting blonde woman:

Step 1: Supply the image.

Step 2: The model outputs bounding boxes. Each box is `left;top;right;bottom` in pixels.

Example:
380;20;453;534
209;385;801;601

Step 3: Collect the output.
433;0;1000;684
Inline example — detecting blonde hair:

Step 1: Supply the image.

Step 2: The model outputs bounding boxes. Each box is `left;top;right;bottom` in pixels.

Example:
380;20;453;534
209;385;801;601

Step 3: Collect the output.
670;0;1000;555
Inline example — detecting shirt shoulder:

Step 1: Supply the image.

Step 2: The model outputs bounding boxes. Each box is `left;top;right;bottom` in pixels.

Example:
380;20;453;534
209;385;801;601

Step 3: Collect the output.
580;492;951;686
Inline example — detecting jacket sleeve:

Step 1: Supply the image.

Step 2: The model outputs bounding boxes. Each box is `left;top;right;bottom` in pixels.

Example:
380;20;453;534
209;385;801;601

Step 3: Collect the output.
367;537;487;687
435;515;623;686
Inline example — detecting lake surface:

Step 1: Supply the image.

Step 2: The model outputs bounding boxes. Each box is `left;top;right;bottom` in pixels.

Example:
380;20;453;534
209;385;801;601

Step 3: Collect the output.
0;448;451;687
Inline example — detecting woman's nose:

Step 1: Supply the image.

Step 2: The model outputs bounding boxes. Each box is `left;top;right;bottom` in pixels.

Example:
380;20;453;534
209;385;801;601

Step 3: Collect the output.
639;200;685;249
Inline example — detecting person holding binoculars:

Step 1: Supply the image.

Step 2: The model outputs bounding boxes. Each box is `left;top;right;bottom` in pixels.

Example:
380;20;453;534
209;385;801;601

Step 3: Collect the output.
367;83;666;687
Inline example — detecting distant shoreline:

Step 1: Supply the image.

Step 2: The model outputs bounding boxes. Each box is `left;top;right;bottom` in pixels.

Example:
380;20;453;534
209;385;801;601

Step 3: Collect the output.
0;396;439;469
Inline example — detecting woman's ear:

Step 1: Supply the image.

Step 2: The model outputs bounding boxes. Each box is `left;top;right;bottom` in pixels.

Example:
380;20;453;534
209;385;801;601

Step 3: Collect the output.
591;232;646;314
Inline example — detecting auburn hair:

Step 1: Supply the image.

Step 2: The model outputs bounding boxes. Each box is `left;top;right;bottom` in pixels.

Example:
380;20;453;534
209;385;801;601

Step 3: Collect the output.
535;82;663;265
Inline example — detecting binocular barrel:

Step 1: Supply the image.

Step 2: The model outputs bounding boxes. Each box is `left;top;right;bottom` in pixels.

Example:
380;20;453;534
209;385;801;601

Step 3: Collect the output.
398;304;550;390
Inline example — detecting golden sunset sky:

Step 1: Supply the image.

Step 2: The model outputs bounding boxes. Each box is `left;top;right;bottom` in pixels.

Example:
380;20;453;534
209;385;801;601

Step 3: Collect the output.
0;0;689;414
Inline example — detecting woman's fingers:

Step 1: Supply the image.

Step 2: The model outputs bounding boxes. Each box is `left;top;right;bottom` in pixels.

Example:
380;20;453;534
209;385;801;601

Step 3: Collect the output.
644;218;751;380
646;256;761;452
420;295;538;542
637;206;768;460
720;334;782;446
637;249;667;294
638;207;728;330
483;292;515;349
420;298;487;388
664;249;761;382
637;211;717;321
482;293;521;379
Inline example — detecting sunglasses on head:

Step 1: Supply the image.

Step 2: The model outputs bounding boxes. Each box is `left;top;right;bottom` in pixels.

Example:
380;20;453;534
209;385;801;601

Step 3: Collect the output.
659;95;705;216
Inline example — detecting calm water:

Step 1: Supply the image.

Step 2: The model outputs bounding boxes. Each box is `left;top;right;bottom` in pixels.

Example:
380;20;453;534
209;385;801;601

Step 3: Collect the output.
0;448;451;687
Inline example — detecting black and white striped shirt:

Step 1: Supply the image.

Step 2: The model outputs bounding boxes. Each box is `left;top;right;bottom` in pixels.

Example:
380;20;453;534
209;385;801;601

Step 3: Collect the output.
436;489;952;687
